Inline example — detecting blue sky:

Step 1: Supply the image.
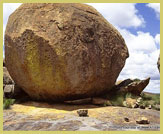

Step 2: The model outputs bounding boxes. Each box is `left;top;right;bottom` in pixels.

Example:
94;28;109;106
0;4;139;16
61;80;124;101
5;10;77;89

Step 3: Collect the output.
3;3;160;93
131;4;160;41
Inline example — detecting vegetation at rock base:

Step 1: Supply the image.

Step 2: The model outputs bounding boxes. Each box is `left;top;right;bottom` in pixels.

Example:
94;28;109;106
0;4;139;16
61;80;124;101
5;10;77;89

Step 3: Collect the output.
109;94;125;106
105;92;137;107
3;99;15;109
103;91;160;111
141;92;160;103
133;78;141;82
125;92;138;99
140;92;160;111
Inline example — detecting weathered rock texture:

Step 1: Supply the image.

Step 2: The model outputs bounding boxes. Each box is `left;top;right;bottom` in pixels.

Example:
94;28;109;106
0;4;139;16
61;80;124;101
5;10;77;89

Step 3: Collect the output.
5;3;129;101
112;78;150;96
3;66;29;99
3;67;14;85
3;66;14;98
3;102;160;131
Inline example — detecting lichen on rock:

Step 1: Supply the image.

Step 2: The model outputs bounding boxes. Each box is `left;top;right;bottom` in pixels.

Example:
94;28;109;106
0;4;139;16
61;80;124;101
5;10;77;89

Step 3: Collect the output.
5;3;129;101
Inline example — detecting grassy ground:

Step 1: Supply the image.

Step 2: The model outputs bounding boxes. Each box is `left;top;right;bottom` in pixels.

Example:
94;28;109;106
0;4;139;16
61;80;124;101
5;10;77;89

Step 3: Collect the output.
140;92;160;110
104;91;160;110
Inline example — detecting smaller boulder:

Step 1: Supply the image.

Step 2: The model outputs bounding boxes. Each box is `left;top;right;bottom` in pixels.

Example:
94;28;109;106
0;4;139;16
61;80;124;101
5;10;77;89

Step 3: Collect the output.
136;97;142;103
4;85;14;98
3;67;14;85
136;117;150;124
139;104;145;109
123;101;127;107
148;105;152;109
3;83;30;100
3;66;30;100
115;77;150;96
92;98;112;106
64;98;92;105
123;98;138;108
124;117;130;122
77;109;88;117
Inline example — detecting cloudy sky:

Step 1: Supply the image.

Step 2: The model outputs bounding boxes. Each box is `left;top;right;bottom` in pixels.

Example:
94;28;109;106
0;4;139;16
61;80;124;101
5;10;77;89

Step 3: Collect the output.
3;3;160;93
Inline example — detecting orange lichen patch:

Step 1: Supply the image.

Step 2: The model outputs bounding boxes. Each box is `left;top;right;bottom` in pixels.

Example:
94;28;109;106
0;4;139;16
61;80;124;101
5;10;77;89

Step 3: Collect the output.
11;103;69;116
86;106;118;119
11;104;36;113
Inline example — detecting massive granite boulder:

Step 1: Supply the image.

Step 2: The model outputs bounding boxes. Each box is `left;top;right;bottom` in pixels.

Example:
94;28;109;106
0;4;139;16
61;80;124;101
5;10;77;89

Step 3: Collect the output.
5;3;129;101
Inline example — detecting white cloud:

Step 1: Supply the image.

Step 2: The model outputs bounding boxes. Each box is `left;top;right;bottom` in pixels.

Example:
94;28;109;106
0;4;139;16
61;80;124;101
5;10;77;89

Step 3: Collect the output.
144;80;160;93
155;34;160;44
87;3;145;28
146;3;160;19
118;28;158;53
117;28;160;93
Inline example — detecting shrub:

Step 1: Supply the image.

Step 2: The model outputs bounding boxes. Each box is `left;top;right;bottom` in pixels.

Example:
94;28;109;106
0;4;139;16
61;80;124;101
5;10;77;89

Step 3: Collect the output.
125;92;138;99
110;94;125;106
140;92;160;110
133;78;140;82
141;93;152;100
3;99;15;109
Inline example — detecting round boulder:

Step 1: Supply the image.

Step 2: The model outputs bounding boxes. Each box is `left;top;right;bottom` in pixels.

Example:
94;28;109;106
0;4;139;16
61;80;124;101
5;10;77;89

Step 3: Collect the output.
5;3;129;101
